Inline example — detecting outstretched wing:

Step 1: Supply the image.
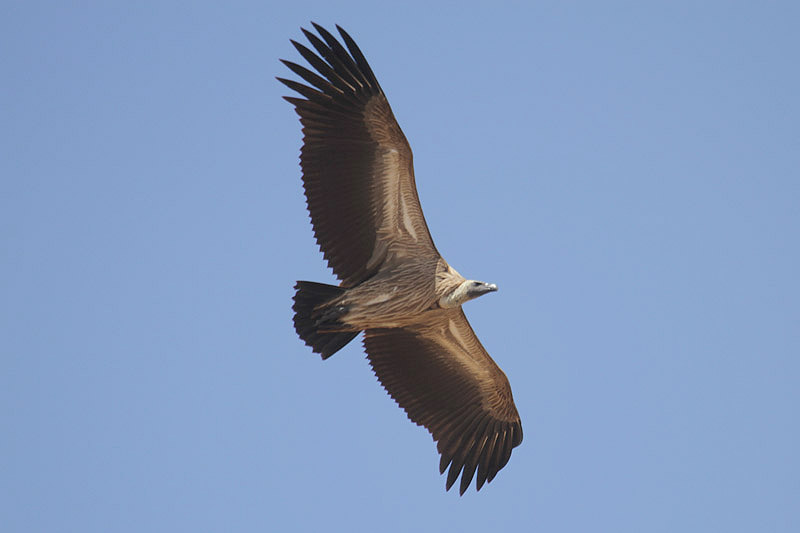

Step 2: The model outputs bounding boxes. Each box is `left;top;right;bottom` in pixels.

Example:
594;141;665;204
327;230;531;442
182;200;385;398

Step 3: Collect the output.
279;24;438;287
363;310;522;495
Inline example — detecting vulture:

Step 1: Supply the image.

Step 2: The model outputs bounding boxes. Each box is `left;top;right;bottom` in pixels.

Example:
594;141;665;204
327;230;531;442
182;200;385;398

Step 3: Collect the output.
279;24;522;495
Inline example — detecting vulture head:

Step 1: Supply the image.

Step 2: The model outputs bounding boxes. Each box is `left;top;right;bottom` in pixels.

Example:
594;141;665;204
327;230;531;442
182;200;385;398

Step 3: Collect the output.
440;280;498;308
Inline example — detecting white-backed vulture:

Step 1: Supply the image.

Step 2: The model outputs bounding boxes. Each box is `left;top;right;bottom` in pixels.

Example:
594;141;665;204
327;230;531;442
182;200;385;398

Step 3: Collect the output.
279;24;522;495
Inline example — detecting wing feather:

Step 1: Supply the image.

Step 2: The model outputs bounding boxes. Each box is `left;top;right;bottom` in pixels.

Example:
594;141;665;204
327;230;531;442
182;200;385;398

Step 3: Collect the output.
280;25;438;286
363;310;522;494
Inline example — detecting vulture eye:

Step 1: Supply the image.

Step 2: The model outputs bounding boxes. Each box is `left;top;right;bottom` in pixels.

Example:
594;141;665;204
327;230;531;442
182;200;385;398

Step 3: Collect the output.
472;281;481;287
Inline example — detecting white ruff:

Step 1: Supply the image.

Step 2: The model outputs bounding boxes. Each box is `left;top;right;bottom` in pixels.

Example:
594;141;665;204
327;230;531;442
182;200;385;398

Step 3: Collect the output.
438;281;472;309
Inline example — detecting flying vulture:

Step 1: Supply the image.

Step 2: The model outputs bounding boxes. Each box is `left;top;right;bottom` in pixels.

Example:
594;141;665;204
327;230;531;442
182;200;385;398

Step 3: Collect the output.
280;24;522;495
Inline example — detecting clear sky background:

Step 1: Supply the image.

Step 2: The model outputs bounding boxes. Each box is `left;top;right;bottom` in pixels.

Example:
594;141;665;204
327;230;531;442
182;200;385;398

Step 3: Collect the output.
2;1;799;532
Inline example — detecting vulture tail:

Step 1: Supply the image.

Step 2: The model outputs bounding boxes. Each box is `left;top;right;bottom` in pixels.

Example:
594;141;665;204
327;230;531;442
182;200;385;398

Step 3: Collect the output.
293;281;359;359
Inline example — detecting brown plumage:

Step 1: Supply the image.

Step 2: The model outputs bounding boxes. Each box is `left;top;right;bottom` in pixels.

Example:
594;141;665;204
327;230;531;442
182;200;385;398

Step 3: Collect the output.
280;23;522;495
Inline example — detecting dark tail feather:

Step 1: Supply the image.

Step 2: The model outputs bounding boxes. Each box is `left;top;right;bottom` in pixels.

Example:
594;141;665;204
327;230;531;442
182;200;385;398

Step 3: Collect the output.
292;281;358;359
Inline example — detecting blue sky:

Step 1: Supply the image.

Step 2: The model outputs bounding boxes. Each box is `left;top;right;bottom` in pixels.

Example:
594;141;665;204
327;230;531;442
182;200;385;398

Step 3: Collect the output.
2;1;799;531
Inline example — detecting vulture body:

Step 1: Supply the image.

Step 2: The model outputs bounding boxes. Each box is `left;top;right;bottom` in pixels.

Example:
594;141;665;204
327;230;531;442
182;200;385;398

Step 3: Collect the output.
280;24;522;495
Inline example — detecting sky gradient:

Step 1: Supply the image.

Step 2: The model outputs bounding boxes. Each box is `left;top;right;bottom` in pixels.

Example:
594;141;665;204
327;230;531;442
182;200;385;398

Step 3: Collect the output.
2;2;799;532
